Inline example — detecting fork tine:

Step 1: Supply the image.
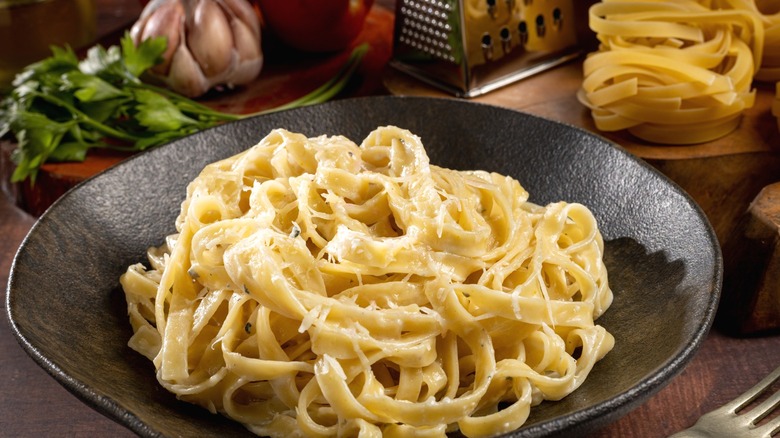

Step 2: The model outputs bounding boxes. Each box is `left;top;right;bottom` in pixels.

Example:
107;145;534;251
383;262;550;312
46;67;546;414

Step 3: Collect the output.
743;382;780;425
719;365;780;415
670;366;780;438
753;411;780;438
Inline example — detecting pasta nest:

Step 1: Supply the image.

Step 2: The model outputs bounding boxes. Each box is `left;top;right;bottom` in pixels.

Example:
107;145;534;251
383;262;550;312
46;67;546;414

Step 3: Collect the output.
580;0;780;144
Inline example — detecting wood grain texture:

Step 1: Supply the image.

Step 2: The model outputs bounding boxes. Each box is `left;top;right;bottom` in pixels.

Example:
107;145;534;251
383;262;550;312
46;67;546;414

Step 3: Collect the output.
721;182;780;334
593;330;780;437
0;194;134;437
2;1;780;437
383;59;780;160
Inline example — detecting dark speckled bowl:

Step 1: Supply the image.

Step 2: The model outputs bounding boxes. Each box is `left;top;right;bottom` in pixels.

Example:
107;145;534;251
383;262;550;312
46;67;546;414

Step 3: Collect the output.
7;96;721;437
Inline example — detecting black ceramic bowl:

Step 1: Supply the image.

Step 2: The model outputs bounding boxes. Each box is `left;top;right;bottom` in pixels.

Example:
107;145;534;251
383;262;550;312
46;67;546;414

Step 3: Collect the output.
7;96;721;437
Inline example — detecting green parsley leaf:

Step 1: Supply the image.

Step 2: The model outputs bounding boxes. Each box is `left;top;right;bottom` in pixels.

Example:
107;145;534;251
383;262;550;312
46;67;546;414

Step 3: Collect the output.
122;35;166;78
1;34;368;183
9;112;72;182
48;141;89;162
62;71;125;102
133;88;198;132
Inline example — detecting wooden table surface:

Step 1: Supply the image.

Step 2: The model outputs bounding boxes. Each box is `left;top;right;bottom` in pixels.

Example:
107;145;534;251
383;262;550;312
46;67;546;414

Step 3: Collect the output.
2;1;780;437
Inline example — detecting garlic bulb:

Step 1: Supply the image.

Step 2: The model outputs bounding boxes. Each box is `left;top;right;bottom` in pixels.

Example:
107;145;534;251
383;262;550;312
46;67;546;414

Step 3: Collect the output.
130;0;263;97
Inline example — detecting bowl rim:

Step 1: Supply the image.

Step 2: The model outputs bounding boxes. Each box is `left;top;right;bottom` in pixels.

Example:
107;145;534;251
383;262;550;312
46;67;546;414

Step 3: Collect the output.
6;95;723;437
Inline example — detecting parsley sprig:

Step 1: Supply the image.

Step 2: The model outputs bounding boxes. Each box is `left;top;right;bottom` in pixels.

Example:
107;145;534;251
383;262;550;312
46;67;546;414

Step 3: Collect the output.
0;34;368;183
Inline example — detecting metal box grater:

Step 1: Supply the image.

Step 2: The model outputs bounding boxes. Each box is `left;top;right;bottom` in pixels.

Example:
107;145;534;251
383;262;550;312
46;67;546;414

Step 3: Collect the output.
390;0;590;97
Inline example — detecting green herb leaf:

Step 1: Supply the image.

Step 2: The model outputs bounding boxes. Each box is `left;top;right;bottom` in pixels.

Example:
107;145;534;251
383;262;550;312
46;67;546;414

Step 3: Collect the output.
133;129;194;151
122;34;167;78
133;88;198;131
1;36;369;184
63;71;126;102
14;45;79;87
78;97;127;123
48;141;89;162
79;44;127;81
8;112;72;182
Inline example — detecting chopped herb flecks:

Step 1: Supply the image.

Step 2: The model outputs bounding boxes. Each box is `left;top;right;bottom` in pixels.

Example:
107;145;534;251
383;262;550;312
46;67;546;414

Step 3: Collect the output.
289;222;301;238
187;267;199;279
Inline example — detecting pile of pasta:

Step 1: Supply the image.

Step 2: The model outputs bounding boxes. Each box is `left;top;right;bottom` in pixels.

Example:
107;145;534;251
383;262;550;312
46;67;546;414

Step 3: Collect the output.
579;0;780;144
120;126;615;437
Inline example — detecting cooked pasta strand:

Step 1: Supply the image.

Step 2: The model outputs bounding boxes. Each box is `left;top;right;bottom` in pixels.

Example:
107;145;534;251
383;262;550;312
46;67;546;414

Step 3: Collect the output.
120;127;614;437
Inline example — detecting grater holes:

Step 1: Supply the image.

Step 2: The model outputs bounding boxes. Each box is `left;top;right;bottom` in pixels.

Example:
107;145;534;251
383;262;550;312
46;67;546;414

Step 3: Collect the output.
393;0;581;95
500;26;512;54
403;0;451;16
402;17;450;36
400;35;455;62
552;7;563;29
398;0;456;63
536;14;546;37
518;20;529;45
481;32;494;61
486;0;497;18
399;6;451;31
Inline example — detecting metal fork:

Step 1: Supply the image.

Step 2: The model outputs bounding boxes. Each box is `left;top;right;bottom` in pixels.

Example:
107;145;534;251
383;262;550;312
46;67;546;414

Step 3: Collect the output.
670;364;780;437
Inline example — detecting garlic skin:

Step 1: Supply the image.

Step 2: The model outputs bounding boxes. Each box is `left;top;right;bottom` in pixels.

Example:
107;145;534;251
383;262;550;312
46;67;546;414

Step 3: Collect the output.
130;0;263;98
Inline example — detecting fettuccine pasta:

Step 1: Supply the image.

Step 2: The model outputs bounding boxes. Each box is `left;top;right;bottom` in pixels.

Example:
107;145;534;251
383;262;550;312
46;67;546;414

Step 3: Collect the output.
120;126;614;437
718;0;780;81
579;0;767;144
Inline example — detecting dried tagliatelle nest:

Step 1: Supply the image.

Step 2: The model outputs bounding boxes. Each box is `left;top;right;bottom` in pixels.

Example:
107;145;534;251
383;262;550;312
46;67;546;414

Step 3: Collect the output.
579;0;768;144
730;0;780;81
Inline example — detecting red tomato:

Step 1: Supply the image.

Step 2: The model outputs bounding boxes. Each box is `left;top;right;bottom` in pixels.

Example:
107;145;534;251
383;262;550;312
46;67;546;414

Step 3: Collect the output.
256;0;374;52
